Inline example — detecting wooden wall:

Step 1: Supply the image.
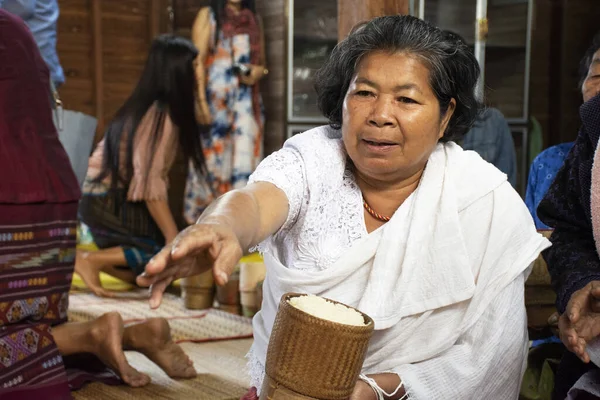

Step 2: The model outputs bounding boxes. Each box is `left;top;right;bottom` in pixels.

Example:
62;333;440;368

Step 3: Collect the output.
256;0;287;155
57;0;287;225
338;0;409;40
529;0;600;147
58;0;171;142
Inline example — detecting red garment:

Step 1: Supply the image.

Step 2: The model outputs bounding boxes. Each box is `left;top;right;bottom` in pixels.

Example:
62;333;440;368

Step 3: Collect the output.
0;10;119;399
221;6;261;66
0;10;80;204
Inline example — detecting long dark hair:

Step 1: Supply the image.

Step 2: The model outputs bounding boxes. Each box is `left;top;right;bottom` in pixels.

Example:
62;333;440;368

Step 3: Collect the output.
210;0;256;42
95;34;206;195
314;15;481;142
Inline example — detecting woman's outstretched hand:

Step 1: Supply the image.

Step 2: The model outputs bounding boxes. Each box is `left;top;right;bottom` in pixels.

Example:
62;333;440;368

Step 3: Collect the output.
136;223;243;309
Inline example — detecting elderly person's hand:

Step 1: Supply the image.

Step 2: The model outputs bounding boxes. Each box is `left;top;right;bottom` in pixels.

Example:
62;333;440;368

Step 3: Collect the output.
558;280;600;362
138;183;289;309
136;222;243;308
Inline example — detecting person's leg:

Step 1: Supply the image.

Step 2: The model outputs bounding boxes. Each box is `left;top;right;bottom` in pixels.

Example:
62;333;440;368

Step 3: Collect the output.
51;312;151;387
75;247;136;297
122;318;196;379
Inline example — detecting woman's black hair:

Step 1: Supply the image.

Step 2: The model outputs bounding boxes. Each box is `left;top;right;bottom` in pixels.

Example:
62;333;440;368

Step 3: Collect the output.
579;31;600;89
210;0;256;43
95;34;207;195
314;15;481;142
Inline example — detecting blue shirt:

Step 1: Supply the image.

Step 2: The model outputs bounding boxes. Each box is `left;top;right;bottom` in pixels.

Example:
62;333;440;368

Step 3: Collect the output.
525;142;574;229
461;108;517;188
0;0;64;86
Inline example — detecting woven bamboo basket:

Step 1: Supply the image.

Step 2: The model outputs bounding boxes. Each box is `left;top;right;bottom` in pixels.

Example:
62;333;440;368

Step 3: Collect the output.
260;293;374;400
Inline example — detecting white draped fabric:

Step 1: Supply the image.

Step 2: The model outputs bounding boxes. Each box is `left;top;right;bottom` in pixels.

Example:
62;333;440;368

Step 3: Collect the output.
247;126;550;399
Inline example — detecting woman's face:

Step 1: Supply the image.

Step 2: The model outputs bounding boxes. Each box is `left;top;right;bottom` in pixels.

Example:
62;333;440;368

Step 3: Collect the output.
583;49;600;103
342;51;455;183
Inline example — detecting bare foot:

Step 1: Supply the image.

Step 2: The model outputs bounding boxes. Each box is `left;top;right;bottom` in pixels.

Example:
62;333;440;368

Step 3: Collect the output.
75;250;114;297
90;312;151;387
124;318;197;379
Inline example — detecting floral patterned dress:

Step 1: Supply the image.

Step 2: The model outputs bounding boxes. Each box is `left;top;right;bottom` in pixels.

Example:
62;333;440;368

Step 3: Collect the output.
184;8;264;223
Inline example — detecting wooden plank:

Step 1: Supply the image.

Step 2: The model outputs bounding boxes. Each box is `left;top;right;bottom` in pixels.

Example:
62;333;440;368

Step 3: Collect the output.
150;0;161;39
92;0;104;138
338;0;409;40
256;0;286;155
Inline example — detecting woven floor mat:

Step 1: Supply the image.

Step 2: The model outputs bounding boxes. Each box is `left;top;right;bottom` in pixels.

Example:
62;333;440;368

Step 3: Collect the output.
72;339;253;400
68;290;253;343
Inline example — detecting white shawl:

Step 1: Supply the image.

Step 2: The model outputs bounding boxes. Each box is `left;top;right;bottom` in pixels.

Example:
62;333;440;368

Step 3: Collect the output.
250;134;550;398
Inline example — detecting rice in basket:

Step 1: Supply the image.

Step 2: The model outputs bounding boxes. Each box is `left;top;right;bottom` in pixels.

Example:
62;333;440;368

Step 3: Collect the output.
288;294;367;326
262;293;374;399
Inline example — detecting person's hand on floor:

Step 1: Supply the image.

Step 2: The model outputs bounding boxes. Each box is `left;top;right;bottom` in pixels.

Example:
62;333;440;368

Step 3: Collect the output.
136;223;243;308
559;280;600;362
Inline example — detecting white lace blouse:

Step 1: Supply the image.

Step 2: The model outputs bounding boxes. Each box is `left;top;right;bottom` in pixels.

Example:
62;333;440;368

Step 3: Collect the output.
249;126;366;271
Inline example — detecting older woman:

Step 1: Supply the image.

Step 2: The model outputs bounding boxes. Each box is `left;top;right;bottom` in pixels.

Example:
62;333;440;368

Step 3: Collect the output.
537;32;600;400
139;16;549;399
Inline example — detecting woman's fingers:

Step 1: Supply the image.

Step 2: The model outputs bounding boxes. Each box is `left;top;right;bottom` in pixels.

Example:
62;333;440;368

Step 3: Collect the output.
144;227;217;277
140;223;243;308
212;241;243;286
170;227;218;261
136;271;159;288
144;245;174;276
576;337;590;363
149;277;173;309
567;288;590;323
559;313;580;352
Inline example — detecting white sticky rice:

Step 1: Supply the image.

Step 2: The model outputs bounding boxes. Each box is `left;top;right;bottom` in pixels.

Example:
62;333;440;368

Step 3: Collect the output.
288;295;367;326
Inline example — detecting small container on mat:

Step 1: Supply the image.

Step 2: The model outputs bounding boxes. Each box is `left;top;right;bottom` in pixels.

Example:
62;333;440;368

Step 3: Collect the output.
240;255;266;317
180;270;215;310
260;292;374;400
216;266;241;314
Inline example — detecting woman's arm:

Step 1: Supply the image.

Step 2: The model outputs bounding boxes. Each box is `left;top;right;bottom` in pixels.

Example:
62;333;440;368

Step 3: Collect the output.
351;374;405;400
138;145;306;308
197;182;289;251
138;182;289;308
146;199;178;244
191;7;212;124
